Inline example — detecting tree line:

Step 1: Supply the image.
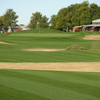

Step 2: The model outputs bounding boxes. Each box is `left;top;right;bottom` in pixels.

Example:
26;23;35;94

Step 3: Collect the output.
0;1;100;31
50;1;100;31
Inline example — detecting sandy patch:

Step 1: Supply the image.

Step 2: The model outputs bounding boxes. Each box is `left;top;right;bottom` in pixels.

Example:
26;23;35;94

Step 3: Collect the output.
0;62;100;72
0;41;14;45
84;35;100;40
23;48;65;52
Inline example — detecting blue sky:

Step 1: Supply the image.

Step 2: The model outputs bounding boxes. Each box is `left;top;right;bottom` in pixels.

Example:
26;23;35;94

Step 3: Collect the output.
0;0;99;25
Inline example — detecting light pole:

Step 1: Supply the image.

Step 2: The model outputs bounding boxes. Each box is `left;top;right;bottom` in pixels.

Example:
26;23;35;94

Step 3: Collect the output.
37;22;40;33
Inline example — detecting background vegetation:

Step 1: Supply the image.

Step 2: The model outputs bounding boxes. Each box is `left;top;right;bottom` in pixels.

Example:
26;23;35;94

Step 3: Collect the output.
0;9;18;30
49;1;100;31
0;1;100;31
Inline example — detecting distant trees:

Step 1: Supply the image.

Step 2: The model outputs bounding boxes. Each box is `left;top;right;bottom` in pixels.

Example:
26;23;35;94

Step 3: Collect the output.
0;16;3;30
77;1;92;25
0;1;100;32
49;15;56;29
39;16;49;28
29;12;42;28
29;12;49;28
0;9;18;32
3;9;18;28
49;1;100;31
29;1;100;31
90;3;100;20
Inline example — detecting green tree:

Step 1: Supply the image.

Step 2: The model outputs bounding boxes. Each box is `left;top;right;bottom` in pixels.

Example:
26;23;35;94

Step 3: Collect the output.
3;9;18;28
0;16;3;30
39;16;49;28
29;12;42;28
53;1;100;31
49;15;56;29
71;4;81;26
90;3;100;20
19;24;25;26
54;8;68;30
78;1;91;25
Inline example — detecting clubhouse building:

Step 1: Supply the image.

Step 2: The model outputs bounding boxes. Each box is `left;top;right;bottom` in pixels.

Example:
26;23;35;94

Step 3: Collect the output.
73;19;100;32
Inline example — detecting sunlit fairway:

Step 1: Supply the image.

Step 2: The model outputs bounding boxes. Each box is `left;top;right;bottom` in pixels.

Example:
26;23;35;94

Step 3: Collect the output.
0;28;100;62
0;70;100;100
0;28;100;100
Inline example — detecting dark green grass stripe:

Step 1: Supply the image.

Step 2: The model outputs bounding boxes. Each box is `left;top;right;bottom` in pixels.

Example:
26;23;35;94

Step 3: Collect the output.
0;70;100;99
0;84;49;100
10;70;100;98
0;74;98;100
18;70;100;86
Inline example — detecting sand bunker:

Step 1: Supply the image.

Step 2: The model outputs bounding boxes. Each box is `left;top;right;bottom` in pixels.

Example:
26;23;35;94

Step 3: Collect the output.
0;41;14;45
23;48;65;52
84;35;100;40
0;62;100;72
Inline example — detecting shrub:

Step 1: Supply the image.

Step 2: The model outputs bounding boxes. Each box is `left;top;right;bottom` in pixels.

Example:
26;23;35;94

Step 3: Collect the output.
66;44;88;50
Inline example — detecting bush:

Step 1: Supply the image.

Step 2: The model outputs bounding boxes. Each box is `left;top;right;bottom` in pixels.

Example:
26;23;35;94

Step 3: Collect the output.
66;44;88;50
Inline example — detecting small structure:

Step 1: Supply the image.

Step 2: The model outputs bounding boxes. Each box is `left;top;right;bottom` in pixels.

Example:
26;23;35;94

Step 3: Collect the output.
1;25;30;33
2;26;22;33
19;25;30;31
2;26;8;33
92;19;100;24
14;26;22;32
73;19;100;32
73;26;81;32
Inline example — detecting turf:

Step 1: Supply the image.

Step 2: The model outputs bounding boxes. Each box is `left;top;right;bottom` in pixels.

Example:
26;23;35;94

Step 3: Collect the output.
0;28;100;62
0;29;100;100
0;69;100;100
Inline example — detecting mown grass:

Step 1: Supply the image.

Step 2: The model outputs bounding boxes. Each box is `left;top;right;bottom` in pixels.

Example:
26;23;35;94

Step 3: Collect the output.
0;29;100;100
0;69;100;100
0;28;100;62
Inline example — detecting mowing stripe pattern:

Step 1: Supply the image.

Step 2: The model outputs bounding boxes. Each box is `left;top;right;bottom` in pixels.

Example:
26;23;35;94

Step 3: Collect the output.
0;70;100;100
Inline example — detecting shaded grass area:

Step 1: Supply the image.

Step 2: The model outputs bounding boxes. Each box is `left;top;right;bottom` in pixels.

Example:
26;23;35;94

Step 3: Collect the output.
0;28;100;62
0;69;100;100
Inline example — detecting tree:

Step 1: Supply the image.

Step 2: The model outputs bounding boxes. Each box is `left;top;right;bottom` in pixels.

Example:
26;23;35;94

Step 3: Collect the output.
29;12;42;28
0;16;3;30
19;24;25;26
54;8;68;30
49;15;56;29
39;16;49;28
71;4;81;26
3;9;18;28
90;3;100;20
78;1;92;25
52;1;100;31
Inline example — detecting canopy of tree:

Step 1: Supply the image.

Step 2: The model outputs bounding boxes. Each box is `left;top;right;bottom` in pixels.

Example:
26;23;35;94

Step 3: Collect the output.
0;16;3;30
0;9;18;31
49;1;100;31
29;12;49;28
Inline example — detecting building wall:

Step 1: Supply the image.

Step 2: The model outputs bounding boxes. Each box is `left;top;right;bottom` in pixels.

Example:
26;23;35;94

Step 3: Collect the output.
73;27;80;32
